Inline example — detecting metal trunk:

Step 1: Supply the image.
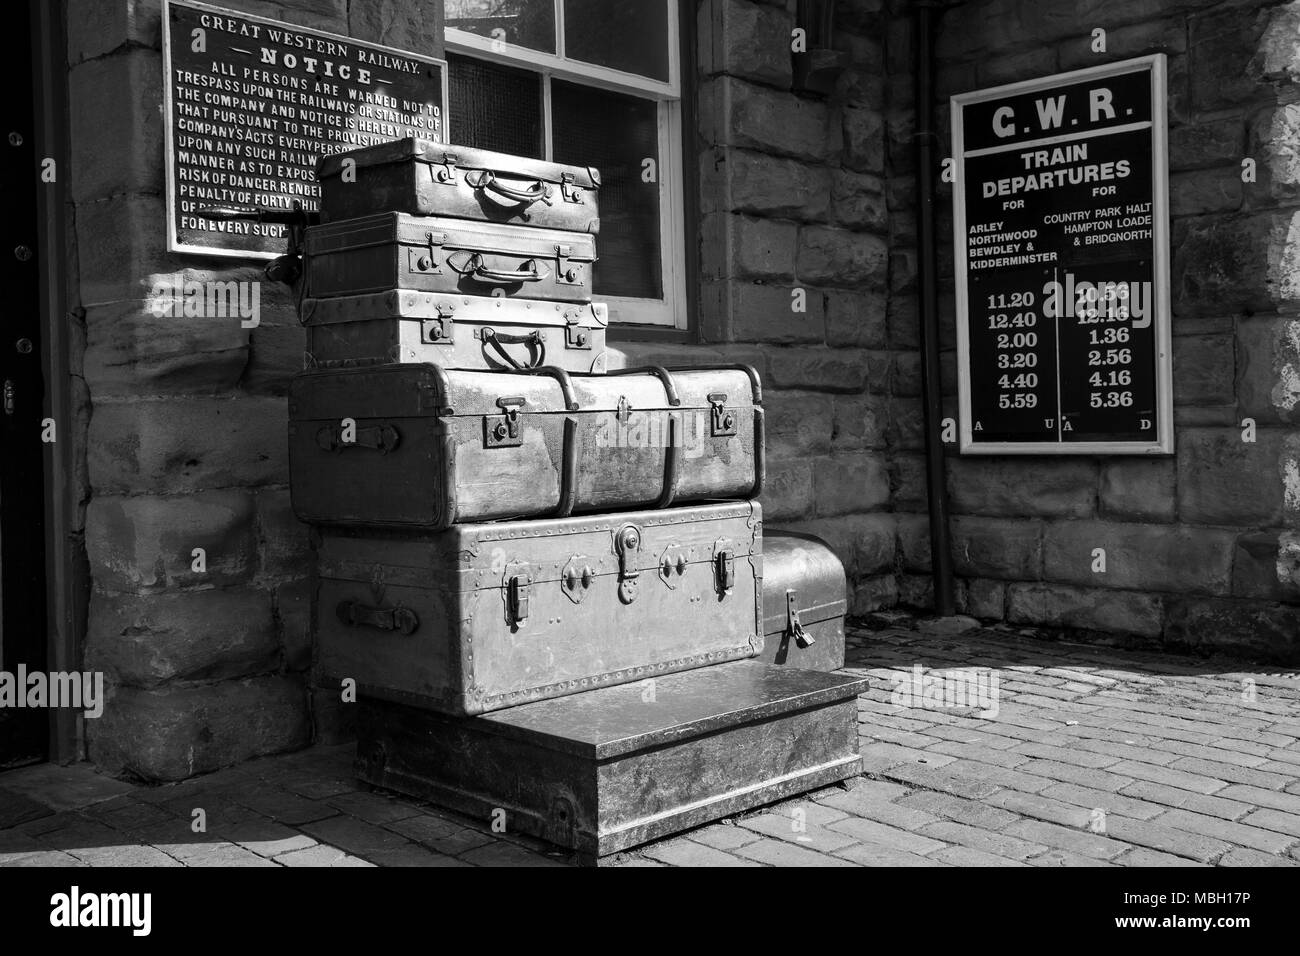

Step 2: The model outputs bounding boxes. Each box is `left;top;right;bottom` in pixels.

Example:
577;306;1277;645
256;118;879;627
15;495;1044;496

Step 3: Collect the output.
315;501;764;715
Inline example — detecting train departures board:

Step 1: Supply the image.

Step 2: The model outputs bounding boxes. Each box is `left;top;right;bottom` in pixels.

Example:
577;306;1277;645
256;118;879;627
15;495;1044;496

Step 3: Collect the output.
951;55;1173;455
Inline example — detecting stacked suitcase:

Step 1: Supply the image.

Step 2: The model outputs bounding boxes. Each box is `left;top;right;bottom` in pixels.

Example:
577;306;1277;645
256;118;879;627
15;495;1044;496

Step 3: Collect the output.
287;139;866;860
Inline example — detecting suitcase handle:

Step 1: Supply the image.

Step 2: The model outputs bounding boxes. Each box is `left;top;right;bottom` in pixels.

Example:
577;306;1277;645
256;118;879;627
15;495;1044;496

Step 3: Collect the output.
336;600;419;636
316;422;401;454
481;327;546;370
605;365;682;407
465;168;554;206
455;253;551;285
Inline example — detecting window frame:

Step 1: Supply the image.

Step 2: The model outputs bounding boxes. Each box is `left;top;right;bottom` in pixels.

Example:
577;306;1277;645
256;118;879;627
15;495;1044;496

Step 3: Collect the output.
444;1;688;330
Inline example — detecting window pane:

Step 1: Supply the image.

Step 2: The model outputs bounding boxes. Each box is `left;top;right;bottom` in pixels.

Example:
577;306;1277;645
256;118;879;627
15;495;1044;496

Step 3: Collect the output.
563;0;669;82
552;80;662;300
445;0;556;54
448;55;544;158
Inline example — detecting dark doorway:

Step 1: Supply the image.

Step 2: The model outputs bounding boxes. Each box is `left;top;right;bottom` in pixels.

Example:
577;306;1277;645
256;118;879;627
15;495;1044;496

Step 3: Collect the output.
0;0;51;768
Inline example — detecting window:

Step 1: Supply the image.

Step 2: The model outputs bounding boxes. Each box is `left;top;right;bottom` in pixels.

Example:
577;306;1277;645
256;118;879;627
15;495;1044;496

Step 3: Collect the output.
445;1;686;328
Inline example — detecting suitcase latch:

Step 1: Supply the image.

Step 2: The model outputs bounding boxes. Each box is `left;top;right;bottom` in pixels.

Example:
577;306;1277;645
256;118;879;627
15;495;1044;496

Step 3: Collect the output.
616;395;633;423
555;244;584;286
484;396;527;448
786;590;815;648
560;172;585;205
422;304;454;344
561;555;595;604
409;232;445;274
564;308;591;349
615;525;642;604
505;566;532;627
432;154;459;185
709;393;737;437
713;543;735;596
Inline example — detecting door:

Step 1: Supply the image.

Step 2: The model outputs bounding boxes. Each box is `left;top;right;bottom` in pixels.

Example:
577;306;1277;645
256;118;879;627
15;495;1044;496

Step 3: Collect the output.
0;0;50;768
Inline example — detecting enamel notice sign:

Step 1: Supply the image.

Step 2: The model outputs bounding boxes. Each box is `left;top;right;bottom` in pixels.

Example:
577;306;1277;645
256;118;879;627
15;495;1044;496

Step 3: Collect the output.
951;55;1173;455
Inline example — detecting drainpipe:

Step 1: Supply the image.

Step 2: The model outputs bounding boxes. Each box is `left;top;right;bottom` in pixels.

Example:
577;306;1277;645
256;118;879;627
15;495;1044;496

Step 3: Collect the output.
913;0;956;616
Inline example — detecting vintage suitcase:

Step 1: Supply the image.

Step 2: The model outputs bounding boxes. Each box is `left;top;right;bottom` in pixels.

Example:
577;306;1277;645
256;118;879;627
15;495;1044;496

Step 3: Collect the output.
317;139;601;234
303;292;610;373
303;214;597;304
315;500;764;716
288;362;764;530
757;530;847;671
356;661;868;859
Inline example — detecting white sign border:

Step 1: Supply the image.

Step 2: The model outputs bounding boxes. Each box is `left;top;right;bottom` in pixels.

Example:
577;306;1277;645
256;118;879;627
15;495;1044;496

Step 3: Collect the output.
162;0;450;260
951;53;1174;456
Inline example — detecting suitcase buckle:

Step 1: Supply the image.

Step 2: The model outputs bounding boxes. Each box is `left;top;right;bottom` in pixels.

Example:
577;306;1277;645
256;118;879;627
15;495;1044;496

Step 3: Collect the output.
709;393;737;437
484;396;527;448
786;590;815;648
615;525;642;604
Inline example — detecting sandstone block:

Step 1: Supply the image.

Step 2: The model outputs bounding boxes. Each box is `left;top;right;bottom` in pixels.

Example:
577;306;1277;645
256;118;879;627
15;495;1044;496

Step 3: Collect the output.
699;77;831;162
83;298;250;397
1099;459;1177;523
85;588;279;687
1006;583;1164;637
86;491;257;591
701;213;799;282
946;458;1097;519
88;397;289;494
825;289;887;348
88;675;310;782
1042;520;1235;594
762;457;816;522
813;452;891;516
697;0;793;87
1233;531;1300;601
1176;428;1285;526
70;50;163;201
796;226;889;289
833;394;888;449
764;389;834;457
1164;597;1300;665
951;515;1042;580
764;347;872;392
1236;317;1300;426
700;280;826;344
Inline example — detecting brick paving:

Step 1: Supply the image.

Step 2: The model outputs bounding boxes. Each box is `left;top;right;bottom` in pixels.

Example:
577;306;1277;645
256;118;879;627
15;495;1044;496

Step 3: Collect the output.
2;621;1299;867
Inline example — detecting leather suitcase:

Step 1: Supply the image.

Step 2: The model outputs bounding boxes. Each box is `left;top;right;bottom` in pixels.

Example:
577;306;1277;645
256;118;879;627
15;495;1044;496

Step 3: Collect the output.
758;530;847;671
355;661;867;858
303;213;597;303
287;362;764;530
315;500;763;715
317;139;600;234
303;292;609;374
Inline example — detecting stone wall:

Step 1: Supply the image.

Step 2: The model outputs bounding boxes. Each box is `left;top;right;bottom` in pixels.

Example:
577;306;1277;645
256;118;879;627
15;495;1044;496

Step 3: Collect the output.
914;0;1300;661
614;0;904;616
66;0;442;780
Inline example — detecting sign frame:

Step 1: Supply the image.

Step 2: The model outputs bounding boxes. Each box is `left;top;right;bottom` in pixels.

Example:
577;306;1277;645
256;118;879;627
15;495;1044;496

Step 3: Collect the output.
161;0;449;260
951;54;1173;456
